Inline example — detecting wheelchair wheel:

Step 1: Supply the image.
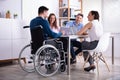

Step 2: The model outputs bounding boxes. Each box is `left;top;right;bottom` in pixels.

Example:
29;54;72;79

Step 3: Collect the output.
34;45;60;77
19;44;35;73
60;62;66;72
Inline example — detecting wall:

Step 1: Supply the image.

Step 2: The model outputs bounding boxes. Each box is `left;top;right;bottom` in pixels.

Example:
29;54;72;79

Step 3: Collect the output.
102;0;120;58
22;0;59;25
102;0;120;33
0;0;22;19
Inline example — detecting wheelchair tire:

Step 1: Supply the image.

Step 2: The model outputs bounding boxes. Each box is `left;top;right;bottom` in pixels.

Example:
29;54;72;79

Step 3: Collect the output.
60;62;66;72
19;44;35;73
34;44;60;77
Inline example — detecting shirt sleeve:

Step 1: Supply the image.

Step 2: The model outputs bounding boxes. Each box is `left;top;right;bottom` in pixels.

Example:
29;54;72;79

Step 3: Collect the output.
42;20;62;38
66;21;72;28
78;23;84;30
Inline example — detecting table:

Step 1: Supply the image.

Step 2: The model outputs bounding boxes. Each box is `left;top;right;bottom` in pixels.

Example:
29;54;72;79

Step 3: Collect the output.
111;36;114;65
62;34;117;75
110;33;120;65
61;35;88;75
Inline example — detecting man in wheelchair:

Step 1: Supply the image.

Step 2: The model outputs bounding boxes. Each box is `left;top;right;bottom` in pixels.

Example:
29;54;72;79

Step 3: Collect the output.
30;6;67;74
30;6;66;54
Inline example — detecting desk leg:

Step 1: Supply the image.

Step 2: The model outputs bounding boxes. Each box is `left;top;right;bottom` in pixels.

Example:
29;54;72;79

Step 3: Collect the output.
67;37;70;75
112;37;114;65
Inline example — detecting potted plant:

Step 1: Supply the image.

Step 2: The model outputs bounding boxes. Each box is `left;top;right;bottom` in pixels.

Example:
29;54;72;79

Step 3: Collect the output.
13;13;18;19
6;10;11;18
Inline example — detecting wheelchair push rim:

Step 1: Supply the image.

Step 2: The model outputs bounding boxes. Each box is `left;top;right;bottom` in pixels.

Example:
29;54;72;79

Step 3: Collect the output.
34;44;61;77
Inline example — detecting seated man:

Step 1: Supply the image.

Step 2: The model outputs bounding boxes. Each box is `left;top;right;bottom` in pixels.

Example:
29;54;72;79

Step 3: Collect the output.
30;6;64;54
66;13;84;31
66;13;84;64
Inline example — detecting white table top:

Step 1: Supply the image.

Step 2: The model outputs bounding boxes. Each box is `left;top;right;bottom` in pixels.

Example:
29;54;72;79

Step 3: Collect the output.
61;35;88;39
111;33;120;37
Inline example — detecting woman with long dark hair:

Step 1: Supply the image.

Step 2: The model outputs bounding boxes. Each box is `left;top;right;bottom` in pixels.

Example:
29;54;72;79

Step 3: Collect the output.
48;13;60;33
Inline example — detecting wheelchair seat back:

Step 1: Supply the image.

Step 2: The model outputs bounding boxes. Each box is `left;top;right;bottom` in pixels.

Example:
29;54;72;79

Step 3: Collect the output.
30;25;44;54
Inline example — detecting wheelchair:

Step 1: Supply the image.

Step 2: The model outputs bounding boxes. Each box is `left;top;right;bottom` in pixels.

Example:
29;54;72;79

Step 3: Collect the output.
19;25;67;77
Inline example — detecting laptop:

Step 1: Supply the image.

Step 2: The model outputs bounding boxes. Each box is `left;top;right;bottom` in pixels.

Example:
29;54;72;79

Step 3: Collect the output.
60;26;78;35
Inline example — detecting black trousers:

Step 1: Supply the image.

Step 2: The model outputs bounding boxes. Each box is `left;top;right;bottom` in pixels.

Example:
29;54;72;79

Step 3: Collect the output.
71;40;98;65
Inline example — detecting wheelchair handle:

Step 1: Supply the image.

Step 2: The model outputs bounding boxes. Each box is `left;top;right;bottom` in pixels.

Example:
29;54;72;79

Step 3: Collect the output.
23;26;30;29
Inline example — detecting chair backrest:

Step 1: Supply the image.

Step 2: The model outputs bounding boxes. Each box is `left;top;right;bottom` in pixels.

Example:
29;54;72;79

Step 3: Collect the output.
30;25;45;54
94;33;111;52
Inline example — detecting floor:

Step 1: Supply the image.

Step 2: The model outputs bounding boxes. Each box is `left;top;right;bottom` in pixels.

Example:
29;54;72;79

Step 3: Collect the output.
0;57;120;80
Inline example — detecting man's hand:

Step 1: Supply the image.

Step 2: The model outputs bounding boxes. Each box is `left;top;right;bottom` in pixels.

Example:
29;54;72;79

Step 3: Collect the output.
61;30;65;35
82;32;88;35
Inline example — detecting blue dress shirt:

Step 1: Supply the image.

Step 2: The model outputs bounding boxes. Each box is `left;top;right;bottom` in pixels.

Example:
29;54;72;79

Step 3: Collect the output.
66;21;83;32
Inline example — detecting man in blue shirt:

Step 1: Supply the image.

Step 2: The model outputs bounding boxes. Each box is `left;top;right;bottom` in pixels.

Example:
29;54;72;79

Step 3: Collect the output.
66;13;84;64
30;6;63;39
30;6;65;55
66;13;84;32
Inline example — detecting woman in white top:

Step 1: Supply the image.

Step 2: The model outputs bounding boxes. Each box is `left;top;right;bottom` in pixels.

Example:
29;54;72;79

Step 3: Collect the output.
71;11;103;72
48;13;60;33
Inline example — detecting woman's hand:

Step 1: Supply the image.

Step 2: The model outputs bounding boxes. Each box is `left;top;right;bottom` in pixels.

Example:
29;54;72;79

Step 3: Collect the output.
82;32;88;35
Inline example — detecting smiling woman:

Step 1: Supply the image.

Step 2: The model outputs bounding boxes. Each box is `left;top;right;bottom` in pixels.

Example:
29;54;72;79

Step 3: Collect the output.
48;13;60;33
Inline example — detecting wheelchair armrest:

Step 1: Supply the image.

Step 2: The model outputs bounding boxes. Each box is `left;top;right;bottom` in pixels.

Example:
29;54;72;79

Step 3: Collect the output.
43;38;64;50
43;38;60;44
23;26;29;29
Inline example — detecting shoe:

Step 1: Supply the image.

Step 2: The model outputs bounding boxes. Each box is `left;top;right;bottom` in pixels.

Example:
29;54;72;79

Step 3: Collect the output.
70;58;76;64
30;54;35;60
28;56;34;63
84;65;96;72
30;56;33;59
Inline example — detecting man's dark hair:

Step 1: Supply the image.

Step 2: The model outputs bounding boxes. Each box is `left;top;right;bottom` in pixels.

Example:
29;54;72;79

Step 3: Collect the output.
76;13;84;18
38;6;49;14
90;10;99;21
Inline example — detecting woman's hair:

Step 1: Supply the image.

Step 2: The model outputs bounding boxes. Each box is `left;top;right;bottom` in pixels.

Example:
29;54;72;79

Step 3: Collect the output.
48;13;58;29
90;10;99;21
